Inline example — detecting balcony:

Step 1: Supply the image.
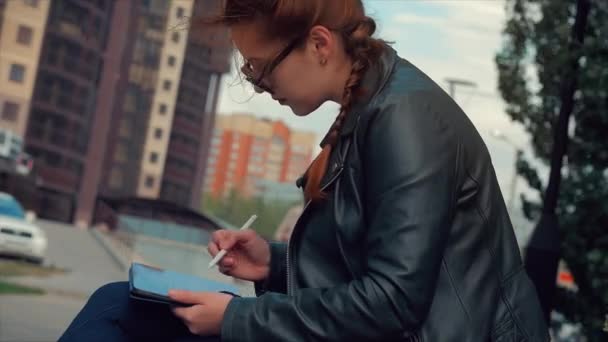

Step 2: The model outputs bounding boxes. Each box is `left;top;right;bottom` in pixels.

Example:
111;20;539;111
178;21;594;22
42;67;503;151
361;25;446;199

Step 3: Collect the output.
33;92;89;123
26;136;85;162
49;24;102;53
169;140;198;161
163;164;194;186
36;161;80;193
43;50;97;82
172;115;203;139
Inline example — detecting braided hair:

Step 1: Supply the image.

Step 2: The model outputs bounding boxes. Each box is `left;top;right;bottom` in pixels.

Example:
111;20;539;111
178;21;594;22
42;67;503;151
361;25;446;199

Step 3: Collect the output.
304;18;385;202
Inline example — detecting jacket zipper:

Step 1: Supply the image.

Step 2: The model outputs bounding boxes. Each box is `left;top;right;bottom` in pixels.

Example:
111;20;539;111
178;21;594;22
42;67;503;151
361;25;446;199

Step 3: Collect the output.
286;166;344;295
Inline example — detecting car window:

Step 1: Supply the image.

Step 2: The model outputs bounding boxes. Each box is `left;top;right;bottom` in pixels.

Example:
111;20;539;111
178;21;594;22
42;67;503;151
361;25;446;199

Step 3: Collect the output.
0;195;25;219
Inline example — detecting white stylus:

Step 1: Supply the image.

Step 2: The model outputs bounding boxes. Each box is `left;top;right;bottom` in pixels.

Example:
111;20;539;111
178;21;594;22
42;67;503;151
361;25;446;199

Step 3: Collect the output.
208;214;257;269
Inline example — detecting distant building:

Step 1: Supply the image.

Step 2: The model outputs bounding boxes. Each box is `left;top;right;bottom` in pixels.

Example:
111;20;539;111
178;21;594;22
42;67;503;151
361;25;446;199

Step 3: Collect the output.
204;113;317;199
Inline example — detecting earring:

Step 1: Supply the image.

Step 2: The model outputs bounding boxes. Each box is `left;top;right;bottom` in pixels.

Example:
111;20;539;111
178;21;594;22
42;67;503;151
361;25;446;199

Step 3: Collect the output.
320;58;327;66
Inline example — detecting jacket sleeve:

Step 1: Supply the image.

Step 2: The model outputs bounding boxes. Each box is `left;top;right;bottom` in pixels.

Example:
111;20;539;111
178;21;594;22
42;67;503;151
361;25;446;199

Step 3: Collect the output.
221;93;460;341
254;242;287;295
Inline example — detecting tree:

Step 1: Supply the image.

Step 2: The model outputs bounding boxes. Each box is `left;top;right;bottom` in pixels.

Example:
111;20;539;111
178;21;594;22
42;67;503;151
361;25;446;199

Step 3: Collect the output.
496;0;607;339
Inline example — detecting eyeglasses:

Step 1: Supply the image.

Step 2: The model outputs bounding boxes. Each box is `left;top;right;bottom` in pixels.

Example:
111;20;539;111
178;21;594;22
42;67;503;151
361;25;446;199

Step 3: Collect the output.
241;36;304;95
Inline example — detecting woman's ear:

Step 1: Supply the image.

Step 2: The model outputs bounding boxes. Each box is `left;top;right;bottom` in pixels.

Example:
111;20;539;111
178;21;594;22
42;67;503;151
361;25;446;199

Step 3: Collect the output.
308;25;333;64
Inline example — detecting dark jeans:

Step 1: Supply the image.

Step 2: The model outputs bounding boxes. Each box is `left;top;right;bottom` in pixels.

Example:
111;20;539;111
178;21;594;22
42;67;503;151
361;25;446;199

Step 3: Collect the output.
59;282;221;342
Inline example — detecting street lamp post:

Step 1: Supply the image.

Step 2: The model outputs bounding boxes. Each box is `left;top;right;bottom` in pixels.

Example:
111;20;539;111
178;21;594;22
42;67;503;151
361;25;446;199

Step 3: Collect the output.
490;129;523;213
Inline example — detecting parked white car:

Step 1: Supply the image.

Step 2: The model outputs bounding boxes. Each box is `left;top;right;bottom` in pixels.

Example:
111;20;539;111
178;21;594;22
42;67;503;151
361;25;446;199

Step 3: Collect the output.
0;192;47;264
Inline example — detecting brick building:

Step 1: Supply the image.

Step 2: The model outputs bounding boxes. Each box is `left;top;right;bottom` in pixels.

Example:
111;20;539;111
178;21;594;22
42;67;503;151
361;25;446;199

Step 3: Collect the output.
205;114;317;199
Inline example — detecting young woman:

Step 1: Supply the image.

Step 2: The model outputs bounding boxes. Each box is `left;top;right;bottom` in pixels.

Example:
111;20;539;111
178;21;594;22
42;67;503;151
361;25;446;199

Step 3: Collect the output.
60;1;549;341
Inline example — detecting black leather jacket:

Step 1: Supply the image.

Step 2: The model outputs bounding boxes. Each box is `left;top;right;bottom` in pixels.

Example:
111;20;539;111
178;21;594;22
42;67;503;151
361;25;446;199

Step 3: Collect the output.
220;46;549;342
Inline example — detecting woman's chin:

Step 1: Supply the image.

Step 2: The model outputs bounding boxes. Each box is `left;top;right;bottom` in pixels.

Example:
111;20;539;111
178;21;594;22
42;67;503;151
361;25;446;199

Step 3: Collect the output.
288;103;316;117
289;105;309;117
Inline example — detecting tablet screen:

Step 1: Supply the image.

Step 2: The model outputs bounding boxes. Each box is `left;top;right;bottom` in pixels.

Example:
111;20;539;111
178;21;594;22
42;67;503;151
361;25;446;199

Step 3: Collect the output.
130;263;240;298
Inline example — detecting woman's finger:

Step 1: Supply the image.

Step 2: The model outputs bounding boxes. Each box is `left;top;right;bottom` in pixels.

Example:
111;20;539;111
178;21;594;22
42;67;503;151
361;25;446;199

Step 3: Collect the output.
212;230;237;251
211;230;229;246
218;265;232;275
172;307;189;321
221;257;235;267
234;229;256;245
208;242;219;256
217;233;237;250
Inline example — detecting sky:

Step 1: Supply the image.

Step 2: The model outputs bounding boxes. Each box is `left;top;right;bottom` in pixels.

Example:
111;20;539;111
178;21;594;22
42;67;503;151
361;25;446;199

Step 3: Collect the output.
215;0;540;221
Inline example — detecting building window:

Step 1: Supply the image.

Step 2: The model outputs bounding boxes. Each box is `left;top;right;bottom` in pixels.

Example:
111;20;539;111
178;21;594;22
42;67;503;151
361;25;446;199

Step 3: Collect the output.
159;103;167;114
119;120;130;138
145;175;155;188
9;64;25;83
168;55;176;67
176;7;185;18
149;152;159;163
113;143;127;162
16;25;33;45
163;80;171;91
154;128;163;139
23;0;39;7
109;167;123;188
1;102;19;121
171;32;180;43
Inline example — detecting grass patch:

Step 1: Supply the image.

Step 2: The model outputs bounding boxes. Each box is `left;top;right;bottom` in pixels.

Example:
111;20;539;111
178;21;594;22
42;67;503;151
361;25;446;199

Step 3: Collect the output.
0;259;67;277
0;279;45;295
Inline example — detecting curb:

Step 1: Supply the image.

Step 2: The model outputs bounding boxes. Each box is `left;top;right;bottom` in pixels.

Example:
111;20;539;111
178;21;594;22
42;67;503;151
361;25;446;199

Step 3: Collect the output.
88;229;131;271
0;276;90;300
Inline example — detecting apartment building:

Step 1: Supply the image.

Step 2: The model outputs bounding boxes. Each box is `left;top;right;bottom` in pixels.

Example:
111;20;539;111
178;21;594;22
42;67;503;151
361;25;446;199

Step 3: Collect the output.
205;114;317;199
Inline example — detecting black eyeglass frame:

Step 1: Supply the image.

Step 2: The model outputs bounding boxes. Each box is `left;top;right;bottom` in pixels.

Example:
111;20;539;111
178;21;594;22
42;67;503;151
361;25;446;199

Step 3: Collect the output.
242;35;305;94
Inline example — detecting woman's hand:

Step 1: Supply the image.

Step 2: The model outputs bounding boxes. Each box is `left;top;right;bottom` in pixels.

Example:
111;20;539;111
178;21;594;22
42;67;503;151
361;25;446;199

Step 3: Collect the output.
169;290;233;336
208;229;270;282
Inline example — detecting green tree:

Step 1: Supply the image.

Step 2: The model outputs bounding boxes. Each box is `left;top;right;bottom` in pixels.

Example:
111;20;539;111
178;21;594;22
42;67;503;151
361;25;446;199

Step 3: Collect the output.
496;0;607;339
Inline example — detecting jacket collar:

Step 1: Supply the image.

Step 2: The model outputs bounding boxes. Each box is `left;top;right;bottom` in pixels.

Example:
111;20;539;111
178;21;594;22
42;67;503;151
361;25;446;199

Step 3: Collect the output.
319;45;399;147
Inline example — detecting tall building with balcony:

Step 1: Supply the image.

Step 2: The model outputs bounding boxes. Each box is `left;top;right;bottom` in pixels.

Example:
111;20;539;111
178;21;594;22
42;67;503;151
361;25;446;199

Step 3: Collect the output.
160;0;229;210
205;114;317;200
1;0;230;224
74;0;230;226
20;0;114;221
